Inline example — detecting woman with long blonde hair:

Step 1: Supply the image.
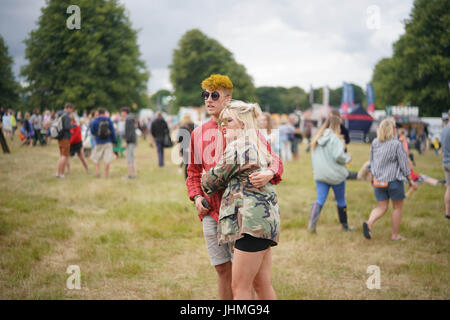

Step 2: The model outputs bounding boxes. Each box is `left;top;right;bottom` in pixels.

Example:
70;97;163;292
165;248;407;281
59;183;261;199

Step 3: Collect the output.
363;118;417;241
308;115;354;233
202;100;280;300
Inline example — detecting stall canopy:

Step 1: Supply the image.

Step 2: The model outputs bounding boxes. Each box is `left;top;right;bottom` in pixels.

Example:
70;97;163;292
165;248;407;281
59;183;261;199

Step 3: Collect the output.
341;104;373;139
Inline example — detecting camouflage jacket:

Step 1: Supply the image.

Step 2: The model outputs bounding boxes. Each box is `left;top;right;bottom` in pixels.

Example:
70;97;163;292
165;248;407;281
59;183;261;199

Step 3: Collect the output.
201;138;280;246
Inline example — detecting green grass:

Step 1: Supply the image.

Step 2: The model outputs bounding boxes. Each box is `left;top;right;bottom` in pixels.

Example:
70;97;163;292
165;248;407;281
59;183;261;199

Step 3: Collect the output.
0;135;448;299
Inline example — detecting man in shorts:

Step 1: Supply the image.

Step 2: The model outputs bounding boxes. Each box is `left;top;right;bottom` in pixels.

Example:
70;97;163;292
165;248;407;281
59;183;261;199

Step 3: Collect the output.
90;108;116;178
56;103;75;178
441;111;450;219
186;74;283;299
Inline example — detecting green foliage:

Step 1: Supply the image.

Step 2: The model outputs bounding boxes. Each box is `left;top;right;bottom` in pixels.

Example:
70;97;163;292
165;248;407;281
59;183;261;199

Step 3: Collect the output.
20;0;149;111
0;35;20;108
255;84;364;114
255;86;309;114
371;0;449;116
169;29;256;107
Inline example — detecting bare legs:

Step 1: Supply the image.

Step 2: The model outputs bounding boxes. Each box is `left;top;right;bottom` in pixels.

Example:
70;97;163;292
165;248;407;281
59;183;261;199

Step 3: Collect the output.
232;248;276;300
57;155;68;177
215;261;233;300
445;187;450;217
366;199;406;240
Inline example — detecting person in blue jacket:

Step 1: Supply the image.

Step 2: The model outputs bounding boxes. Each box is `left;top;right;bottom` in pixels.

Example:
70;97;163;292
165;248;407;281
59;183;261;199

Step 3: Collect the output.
90;108;116;178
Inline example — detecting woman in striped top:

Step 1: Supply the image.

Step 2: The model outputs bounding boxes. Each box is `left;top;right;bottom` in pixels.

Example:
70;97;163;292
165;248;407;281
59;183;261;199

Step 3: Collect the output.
362;118;417;241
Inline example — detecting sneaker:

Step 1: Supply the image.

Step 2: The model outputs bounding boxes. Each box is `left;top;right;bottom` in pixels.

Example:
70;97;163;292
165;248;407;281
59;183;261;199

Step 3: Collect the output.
342;224;355;231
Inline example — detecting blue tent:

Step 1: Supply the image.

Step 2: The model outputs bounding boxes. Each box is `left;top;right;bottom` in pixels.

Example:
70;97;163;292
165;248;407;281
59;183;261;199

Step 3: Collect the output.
342;104;373;141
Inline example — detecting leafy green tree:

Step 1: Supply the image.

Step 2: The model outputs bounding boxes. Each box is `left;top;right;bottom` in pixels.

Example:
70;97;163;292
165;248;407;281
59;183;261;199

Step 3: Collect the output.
371;0;449;116
21;0;149;111
170;29;256;107
0;35;20;108
255;87;282;113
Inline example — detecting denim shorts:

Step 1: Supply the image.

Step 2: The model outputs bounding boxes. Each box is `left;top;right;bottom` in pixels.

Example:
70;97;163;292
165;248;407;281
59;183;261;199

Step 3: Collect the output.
373;180;405;201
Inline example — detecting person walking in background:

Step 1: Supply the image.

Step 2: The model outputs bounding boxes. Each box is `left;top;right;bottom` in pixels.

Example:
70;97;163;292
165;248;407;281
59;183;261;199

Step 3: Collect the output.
151;111;169;167
90;108;116;178
66;114;89;174
87;110;98;152
201;101;280;300
21;112;34;146
56;103;75;178
308;115;354;234
304;121;312;152
9;109;17;140
278;116;294;163
30;108;46;146
177;113;195;179
330;109;350;149
42;110;52;145
259;112;280;156
289;114;302;161
2;110;12;138
121;107;137;179
441;112;450;219
363;118;417;241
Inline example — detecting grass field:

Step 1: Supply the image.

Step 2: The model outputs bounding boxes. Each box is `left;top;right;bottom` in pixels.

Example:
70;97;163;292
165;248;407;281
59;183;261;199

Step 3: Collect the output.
0;134;448;299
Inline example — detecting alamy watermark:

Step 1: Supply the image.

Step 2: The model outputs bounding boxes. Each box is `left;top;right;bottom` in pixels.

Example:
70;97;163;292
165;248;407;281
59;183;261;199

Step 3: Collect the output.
366;265;381;290
66;265;81;290
66;5;81;30
366;5;381;30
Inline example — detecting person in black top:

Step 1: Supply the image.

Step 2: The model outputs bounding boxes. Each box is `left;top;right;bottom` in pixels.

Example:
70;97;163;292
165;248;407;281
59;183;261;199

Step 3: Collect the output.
150;111;170;167
120;107;137;179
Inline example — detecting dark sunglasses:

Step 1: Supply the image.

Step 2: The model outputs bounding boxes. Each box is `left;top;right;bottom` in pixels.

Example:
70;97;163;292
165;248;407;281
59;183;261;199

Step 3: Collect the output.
201;91;221;101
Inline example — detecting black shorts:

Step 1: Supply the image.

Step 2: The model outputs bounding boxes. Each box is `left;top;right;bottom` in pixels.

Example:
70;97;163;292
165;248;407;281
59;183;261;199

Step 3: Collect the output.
234;234;274;252
70;141;83;156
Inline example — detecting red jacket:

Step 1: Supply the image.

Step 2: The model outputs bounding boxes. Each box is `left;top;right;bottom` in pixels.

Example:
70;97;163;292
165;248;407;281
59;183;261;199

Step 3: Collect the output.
70;123;82;145
186;119;283;222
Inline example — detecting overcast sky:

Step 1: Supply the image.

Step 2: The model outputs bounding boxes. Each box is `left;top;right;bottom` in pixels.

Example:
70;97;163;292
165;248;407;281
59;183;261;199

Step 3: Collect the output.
0;0;414;94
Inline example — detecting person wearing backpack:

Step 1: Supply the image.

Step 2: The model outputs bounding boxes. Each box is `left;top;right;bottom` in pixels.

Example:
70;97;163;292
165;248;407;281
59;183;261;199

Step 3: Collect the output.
90;108;117;178
56;103;75;178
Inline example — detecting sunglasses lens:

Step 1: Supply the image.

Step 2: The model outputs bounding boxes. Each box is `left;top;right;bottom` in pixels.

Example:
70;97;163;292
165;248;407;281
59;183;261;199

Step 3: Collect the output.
201;91;209;100
211;92;220;101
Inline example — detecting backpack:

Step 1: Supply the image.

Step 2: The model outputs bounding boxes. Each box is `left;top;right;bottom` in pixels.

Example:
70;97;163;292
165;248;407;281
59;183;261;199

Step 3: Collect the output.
97;119;111;139
50;115;64;139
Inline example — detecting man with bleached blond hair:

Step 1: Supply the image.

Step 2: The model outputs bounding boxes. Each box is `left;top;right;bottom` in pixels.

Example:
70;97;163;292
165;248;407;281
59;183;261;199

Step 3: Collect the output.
186;74;283;299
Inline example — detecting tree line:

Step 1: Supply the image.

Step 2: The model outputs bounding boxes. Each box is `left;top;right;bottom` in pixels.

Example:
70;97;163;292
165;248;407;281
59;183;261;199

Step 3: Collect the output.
0;0;447;116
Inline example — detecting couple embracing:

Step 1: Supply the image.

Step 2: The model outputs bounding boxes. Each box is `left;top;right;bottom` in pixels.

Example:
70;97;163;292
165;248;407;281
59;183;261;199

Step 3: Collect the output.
186;74;283;300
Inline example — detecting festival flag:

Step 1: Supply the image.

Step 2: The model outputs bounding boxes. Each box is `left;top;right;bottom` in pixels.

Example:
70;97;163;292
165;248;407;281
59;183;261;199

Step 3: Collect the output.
323;86;329;107
340;82;349;114
366;83;375;114
348;83;355;112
